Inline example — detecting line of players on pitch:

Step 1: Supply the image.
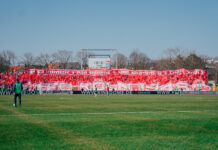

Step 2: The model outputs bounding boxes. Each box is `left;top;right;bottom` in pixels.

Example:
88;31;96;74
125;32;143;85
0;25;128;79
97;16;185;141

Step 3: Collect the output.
93;85;110;96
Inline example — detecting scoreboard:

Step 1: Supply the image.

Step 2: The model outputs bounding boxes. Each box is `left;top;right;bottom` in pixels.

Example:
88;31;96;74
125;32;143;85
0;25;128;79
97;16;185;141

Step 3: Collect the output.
88;58;111;69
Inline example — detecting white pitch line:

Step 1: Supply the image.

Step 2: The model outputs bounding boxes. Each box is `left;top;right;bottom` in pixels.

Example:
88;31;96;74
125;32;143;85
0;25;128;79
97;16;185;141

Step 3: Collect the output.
60;97;73;100
0;110;217;117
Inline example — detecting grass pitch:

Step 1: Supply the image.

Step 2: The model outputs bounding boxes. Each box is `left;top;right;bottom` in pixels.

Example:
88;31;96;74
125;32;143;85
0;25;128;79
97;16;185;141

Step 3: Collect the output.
0;94;217;150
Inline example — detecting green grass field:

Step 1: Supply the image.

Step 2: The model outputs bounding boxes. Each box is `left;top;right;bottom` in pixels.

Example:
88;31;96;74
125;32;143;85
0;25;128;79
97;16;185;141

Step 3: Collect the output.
0;94;217;150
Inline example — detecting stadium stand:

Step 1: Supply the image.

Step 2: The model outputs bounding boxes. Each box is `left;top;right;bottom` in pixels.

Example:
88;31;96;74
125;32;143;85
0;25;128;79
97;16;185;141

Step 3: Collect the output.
0;68;211;92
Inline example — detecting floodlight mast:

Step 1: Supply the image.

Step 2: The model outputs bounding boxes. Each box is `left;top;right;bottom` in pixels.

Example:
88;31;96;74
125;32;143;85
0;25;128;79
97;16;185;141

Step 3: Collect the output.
81;49;118;69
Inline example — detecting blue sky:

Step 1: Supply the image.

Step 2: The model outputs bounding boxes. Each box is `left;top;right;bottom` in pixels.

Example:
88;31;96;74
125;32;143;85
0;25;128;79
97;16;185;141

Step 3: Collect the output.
0;0;218;58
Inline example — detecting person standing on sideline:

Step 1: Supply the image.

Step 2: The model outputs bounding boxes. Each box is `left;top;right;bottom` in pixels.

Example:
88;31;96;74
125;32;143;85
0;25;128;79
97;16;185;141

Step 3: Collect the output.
1;86;4;95
107;85;110;96
13;79;23;107
94;85;98;97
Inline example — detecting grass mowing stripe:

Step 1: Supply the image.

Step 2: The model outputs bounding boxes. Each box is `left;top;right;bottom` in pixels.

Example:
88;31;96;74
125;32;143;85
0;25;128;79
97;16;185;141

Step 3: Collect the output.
0;103;115;150
0;110;217;117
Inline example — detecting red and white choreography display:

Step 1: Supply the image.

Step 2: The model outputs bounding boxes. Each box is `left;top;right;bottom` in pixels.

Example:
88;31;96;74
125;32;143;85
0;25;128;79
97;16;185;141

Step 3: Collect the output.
0;68;211;91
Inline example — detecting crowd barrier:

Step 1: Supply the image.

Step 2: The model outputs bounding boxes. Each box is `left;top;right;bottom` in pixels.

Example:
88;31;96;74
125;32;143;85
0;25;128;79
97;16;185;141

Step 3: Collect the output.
79;91;218;95
1;90;217;95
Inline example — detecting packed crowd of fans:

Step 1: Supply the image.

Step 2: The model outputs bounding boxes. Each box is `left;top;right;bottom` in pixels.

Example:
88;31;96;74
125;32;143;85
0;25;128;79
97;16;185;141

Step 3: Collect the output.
0;70;207;87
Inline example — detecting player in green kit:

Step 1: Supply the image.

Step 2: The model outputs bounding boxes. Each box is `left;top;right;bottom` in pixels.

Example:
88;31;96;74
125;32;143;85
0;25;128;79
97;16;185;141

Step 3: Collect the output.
13;79;23;107
94;85;98;97
1;86;4;95
107;85;110;96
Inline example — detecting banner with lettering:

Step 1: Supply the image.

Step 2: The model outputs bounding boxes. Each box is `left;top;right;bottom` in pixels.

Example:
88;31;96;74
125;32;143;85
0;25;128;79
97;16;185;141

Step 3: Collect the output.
16;68;210;91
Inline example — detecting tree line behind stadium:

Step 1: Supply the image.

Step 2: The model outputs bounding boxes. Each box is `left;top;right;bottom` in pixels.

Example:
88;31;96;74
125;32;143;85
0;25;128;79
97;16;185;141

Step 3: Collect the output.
0;48;217;83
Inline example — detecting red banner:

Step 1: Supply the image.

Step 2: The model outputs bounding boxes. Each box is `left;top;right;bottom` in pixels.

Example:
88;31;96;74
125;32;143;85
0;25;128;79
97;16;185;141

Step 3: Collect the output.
15;68;210;91
22;68;207;76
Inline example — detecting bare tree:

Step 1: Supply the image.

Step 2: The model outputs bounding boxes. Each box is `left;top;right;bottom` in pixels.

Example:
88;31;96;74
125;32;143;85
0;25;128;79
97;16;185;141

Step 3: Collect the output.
153;58;171;70
35;53;55;68
1;50;16;66
128;50;150;69
163;47;192;58
163;48;181;59
76;50;93;69
138;52;151;69
185;53;206;69
20;52;35;69
112;53;127;68
174;55;186;69
199;54;211;65
161;48;182;69
0;55;10;72
53;50;73;69
156;48;195;70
